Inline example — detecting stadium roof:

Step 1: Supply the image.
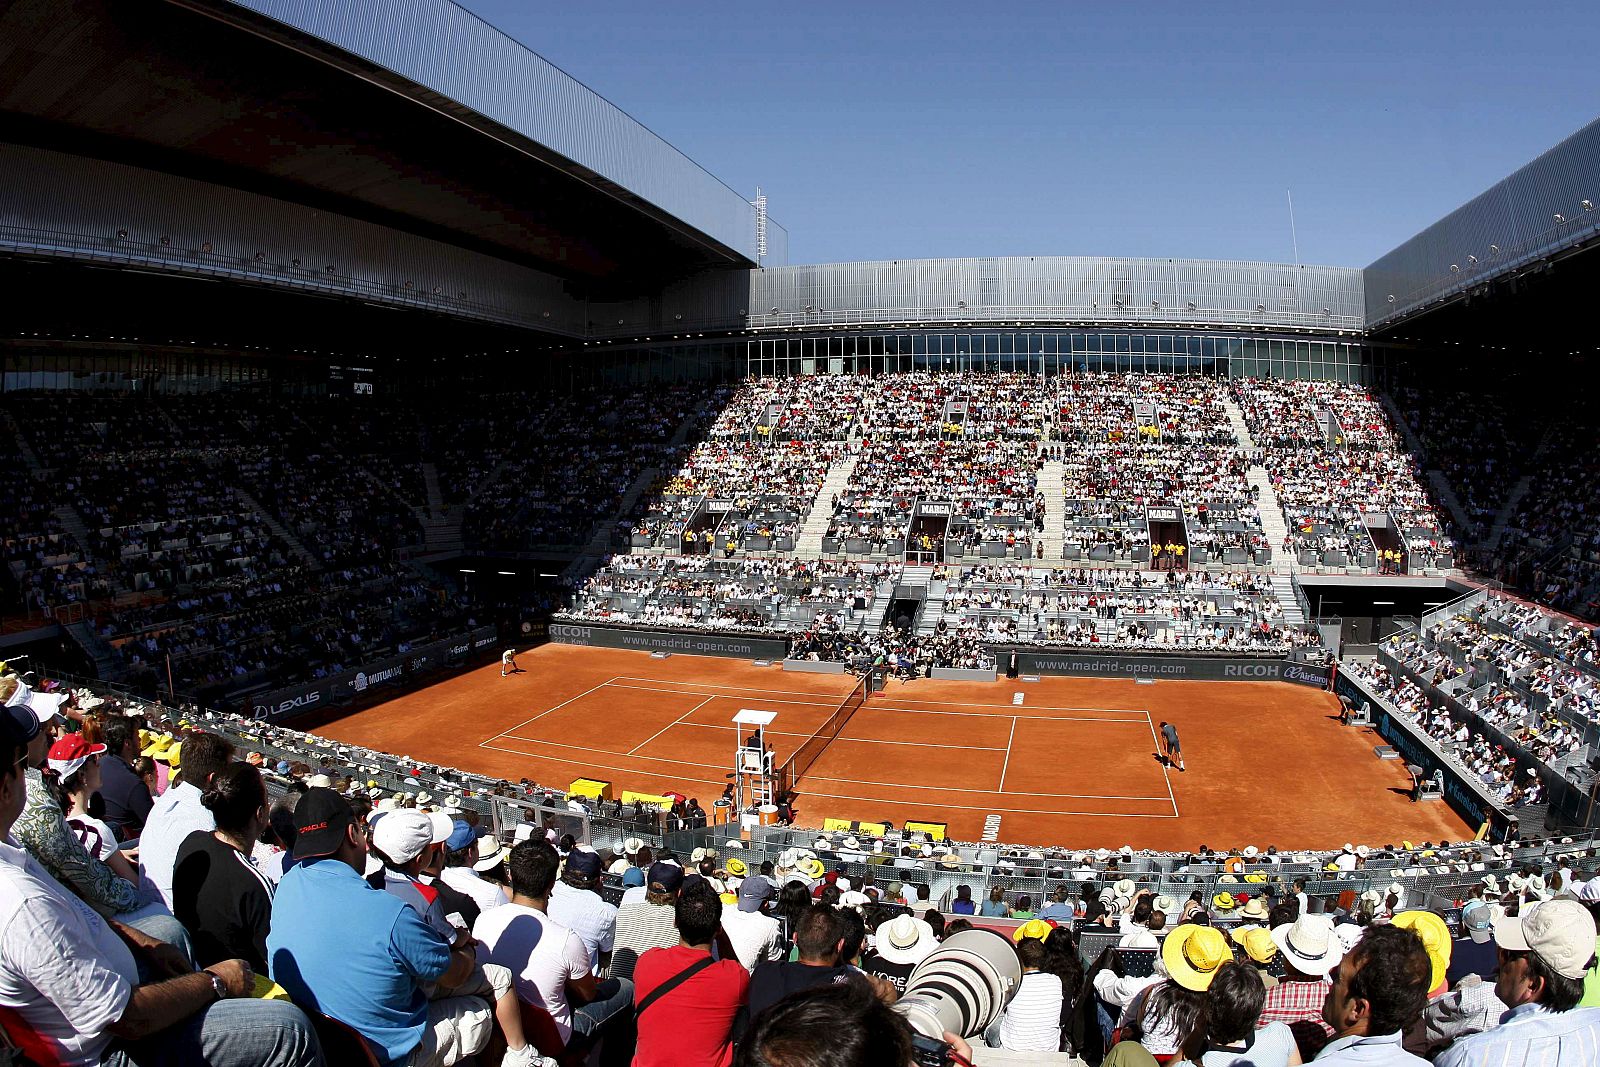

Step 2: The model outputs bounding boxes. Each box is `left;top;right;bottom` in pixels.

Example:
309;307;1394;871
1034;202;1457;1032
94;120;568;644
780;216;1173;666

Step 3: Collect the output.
0;0;778;293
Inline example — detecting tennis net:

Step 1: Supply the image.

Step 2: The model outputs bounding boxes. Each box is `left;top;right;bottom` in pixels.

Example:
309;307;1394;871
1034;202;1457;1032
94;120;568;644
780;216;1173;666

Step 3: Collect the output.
779;674;869;792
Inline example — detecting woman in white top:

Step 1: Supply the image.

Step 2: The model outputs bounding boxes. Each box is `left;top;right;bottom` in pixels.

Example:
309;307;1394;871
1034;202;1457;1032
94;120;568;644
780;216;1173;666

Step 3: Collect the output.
1195;962;1300;1066
44;733;141;886
986;936;1064;1052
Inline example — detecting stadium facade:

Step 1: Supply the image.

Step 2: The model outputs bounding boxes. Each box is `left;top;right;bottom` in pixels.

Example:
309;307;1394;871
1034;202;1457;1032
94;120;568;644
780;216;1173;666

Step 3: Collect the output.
2;0;1598;395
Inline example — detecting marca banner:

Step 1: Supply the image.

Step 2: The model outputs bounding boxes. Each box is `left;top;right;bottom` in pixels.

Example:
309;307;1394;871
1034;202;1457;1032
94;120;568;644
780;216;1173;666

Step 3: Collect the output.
549;621;789;660
992;648;1330;687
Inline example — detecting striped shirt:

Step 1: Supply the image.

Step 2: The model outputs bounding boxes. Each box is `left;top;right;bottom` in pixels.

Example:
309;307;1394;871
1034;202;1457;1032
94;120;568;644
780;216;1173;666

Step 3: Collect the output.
1432;1002;1600;1067
609;901;678;980
998;971;1063;1052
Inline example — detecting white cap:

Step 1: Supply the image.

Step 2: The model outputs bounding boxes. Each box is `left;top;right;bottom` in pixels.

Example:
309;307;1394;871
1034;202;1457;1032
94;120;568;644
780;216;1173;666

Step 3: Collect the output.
372;810;450;865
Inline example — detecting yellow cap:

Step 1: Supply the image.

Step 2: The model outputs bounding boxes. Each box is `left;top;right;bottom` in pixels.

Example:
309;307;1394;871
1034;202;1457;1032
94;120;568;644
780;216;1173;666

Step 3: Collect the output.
1012;919;1053;943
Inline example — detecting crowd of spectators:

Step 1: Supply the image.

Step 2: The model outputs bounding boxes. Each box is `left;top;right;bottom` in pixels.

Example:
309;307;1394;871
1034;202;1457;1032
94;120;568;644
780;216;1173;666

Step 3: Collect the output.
1234;379;1453;569
6;662;1600;1067
936;566;1309;653
1349;591;1600;815
1052;374;1267;561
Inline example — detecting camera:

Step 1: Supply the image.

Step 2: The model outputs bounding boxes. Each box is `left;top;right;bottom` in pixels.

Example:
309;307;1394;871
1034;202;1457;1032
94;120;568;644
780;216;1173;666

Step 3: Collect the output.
894;928;1021;1041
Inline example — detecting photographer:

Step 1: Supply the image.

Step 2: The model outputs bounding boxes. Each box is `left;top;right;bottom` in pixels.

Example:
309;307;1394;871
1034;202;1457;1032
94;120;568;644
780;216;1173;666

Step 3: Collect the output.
735;982;973;1067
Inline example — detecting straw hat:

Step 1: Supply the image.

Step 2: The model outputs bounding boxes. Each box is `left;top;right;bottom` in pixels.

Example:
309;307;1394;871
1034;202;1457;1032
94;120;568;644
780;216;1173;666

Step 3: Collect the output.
1162;925;1230;991
1212;892;1237;912
1391;911;1452;991
1270;914;1344;976
1232;927;1278;965
875;914;937;966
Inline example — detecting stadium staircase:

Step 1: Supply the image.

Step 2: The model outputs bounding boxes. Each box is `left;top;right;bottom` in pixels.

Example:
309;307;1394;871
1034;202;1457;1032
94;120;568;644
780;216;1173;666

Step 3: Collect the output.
63;620;122;680
1485;423;1556;550
1037;460;1066;560
1425;471;1474;540
1220;395;1258;449
50;506;91;552
796;454;859;558
1271;573;1306;626
229;487;323;571
1246;467;1292;572
1378;393;1475;538
0;409;45;473
418;462;464;556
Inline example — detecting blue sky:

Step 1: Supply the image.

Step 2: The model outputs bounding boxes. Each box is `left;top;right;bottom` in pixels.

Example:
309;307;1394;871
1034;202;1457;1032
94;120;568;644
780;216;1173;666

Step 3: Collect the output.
461;1;1598;268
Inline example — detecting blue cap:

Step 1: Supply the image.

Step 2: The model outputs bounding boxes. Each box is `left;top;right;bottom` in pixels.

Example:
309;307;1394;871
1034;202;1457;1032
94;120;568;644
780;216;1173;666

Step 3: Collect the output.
1;704;40;746
446;820;475;853
622;866;645;887
565;848;602;880
647;861;685;894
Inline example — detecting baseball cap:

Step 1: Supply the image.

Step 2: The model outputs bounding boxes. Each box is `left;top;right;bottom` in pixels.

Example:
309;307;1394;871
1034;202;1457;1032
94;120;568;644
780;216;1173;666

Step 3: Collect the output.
738;874;776;912
622;865;646;888
565;847;602;880
445;819;476;853
372;810;440;865
293;787;356;859
46;734;107;779
1494;898;1599;980
1461;900;1493;943
0;703;39;747
647;861;685;894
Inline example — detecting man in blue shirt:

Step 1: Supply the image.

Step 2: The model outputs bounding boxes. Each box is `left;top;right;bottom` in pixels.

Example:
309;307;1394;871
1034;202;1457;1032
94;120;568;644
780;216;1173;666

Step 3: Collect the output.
1038;885;1077;922
1433;899;1600;1067
1315;923;1432;1065
268;789;544;1067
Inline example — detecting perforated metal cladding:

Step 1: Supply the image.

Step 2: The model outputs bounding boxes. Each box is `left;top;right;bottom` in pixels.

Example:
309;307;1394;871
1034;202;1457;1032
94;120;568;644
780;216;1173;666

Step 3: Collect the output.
1367;115;1600;327
749;257;1363;331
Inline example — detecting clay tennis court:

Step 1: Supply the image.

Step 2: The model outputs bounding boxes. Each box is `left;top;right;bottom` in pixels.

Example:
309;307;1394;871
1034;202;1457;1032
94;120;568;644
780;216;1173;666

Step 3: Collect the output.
315;643;1471;850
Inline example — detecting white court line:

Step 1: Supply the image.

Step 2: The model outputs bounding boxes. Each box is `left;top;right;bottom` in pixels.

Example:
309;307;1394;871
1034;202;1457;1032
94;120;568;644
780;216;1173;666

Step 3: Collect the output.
855;705;1154;723
802;770;1171;801
628;695;715;755
793;785;1181;818
600;683;839;708
998;716;1018;791
667;720;1006;751
612;676;856;698
869;694;1148;713
477;741;728;789
482;676;619;745
1143;712;1180;818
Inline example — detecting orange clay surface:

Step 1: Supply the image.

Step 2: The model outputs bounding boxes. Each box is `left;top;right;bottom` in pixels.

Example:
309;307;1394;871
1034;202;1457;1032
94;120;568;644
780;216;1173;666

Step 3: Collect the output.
316;643;1471;850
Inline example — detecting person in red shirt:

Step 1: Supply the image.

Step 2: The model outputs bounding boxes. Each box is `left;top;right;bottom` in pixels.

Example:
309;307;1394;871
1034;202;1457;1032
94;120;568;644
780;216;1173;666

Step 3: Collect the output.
632;877;749;1067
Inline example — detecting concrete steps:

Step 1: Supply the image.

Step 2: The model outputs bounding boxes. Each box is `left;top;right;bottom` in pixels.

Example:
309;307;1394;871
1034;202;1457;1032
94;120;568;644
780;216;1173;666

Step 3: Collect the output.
796;453;859;558
1426;470;1475;540
51;506;91;549
1486;474;1534;551
1037;459;1066;561
1220;395;1258;449
64;620;122;680
422;462;447;518
1247;467;1292;573
0;409;45;473
230;486;324;571
1272;572;1306;626
580;466;660;557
